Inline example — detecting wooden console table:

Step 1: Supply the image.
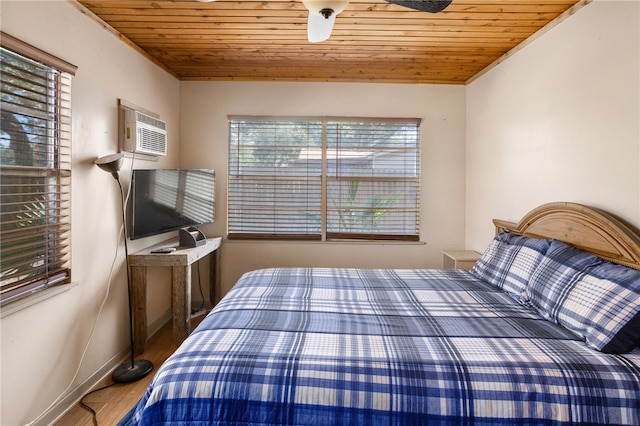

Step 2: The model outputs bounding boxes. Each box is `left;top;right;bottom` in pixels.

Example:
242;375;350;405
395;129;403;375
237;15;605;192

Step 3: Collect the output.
128;237;221;354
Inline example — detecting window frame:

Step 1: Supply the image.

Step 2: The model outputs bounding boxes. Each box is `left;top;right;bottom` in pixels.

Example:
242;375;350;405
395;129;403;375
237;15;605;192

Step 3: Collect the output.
0;32;76;307
227;115;421;242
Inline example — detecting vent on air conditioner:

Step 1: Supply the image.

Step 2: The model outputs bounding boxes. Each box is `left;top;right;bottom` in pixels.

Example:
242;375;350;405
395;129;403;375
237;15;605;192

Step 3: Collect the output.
122;108;167;156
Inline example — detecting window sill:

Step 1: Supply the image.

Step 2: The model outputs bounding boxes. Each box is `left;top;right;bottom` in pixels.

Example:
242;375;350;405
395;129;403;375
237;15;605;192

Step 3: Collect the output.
1;282;77;319
224;239;426;246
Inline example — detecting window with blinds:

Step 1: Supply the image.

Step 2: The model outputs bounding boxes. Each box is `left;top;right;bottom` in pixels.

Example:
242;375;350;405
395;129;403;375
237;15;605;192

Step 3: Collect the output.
229;118;323;239
228;116;420;241
0;33;76;306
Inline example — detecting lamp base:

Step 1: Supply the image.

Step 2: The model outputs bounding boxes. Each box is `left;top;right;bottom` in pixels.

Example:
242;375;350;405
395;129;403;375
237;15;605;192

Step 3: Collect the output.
112;359;153;383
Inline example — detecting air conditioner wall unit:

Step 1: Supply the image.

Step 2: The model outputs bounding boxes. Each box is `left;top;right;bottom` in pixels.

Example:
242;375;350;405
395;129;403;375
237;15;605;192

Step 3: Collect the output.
122;108;167;156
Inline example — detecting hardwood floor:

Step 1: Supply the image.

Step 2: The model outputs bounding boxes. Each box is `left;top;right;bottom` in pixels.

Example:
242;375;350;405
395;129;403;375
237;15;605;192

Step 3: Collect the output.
54;316;203;426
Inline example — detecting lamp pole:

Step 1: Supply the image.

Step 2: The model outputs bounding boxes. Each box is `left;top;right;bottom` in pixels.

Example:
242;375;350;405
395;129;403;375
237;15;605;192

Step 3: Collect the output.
95;154;153;383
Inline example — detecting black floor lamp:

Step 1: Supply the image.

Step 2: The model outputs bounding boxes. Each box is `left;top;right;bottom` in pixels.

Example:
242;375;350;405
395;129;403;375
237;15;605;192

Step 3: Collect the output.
95;153;153;383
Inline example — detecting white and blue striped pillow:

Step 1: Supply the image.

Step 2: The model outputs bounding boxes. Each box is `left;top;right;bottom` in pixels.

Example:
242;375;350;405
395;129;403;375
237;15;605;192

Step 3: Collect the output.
527;240;640;353
471;231;550;299
526;240;603;317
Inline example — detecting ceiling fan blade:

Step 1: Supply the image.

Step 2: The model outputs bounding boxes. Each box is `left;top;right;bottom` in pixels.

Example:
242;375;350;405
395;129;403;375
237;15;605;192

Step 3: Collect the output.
386;0;452;13
307;10;337;43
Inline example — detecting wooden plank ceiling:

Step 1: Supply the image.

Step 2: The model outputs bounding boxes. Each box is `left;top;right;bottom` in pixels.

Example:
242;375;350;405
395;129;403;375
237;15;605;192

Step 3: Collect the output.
76;0;586;84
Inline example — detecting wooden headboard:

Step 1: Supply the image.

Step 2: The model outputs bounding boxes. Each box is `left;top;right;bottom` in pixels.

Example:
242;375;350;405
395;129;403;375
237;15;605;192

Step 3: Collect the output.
493;202;640;271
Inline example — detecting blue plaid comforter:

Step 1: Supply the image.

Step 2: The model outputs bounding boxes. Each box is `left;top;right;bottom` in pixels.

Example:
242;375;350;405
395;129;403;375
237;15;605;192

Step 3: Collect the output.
133;268;640;425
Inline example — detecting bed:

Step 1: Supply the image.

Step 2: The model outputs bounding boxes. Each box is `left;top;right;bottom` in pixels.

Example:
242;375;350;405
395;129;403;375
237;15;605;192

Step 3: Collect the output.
132;202;640;425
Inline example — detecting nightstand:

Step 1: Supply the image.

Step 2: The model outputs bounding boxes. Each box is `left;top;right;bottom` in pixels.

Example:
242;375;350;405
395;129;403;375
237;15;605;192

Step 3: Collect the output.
442;250;481;270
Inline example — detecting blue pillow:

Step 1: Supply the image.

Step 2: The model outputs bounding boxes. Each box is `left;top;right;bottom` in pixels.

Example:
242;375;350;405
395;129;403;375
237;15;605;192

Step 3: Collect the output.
527;240;604;316
527;240;640;353
470;231;550;299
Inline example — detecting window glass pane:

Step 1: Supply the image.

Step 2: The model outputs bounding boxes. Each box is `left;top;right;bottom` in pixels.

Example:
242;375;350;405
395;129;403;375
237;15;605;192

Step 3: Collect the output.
326;180;418;236
1;50;52;168
326;119;420;239
228;119;322;237
0;45;72;306
326;121;419;178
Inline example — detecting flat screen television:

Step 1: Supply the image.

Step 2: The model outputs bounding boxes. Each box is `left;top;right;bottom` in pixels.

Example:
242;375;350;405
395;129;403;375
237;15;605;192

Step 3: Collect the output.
130;169;215;240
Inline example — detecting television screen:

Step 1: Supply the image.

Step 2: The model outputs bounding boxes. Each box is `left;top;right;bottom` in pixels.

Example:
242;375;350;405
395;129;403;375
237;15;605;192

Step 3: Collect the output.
130;169;215;240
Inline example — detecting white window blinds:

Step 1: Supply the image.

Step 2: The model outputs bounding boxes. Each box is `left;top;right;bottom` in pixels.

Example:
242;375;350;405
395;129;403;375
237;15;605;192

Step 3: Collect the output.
0;33;75;305
326;118;420;240
228;118;323;239
228;116;420;241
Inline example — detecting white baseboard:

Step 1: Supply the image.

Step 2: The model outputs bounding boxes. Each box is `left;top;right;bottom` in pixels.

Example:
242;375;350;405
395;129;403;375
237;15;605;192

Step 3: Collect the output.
38;309;173;426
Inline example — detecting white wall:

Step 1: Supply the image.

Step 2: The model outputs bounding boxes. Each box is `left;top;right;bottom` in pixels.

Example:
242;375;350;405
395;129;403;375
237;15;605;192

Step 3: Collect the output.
180;82;467;295
1;2;180;424
466;0;640;250
5;0;638;424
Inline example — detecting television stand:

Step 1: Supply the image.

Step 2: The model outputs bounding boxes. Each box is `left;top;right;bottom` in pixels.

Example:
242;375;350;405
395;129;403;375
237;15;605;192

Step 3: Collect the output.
128;237;221;354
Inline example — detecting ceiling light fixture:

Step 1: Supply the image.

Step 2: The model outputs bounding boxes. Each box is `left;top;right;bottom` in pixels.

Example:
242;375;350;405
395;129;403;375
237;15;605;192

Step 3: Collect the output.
302;0;349;42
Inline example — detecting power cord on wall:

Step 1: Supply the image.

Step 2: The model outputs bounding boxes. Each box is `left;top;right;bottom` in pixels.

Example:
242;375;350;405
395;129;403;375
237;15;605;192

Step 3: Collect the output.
24;222;124;426
25;154;138;426
191;259;208;317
